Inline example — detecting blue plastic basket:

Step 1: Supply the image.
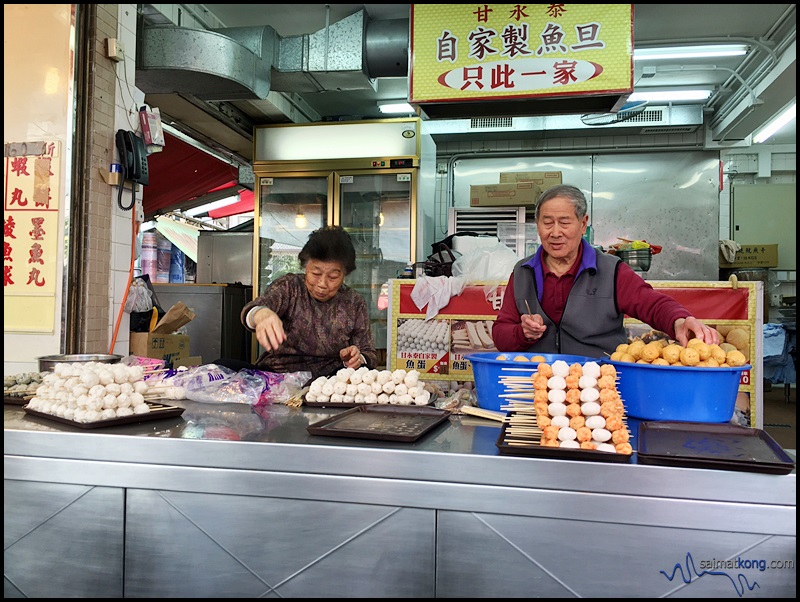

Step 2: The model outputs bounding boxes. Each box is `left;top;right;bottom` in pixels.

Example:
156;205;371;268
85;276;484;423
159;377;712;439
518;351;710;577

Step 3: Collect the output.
607;360;751;422
465;352;596;412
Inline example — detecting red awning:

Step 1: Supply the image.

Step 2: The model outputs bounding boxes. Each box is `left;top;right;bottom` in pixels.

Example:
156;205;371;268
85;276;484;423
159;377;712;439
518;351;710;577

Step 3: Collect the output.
142;131;240;219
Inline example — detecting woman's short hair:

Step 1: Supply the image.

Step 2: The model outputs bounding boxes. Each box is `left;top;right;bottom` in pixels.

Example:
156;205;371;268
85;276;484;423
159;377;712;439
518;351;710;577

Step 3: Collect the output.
535;184;588;221
298;225;357;274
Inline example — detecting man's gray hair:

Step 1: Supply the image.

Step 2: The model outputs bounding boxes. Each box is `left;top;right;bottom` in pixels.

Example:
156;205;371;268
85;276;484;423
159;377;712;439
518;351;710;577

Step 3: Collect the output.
535;184;588;221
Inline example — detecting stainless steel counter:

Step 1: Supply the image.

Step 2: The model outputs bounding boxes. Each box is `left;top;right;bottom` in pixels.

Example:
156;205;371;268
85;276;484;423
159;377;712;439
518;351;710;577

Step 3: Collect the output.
5;400;797;598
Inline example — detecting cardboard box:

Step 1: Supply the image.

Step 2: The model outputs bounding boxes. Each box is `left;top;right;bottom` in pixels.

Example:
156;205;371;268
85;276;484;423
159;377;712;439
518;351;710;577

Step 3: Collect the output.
719;244;778;268
130;333;190;367
498;171;563;189
470;182;540;207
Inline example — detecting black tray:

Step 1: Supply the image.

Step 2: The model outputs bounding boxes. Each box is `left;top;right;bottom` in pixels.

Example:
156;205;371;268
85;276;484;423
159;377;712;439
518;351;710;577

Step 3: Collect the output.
23;401;185;429
637;421;796;475
5;394;28;406
306;405;451;442
496;418;632;463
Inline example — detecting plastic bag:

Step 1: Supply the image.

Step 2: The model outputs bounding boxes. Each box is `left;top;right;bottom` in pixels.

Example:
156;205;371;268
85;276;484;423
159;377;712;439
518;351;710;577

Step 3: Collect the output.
451;243;519;284
125;278;154;313
186;368;312;405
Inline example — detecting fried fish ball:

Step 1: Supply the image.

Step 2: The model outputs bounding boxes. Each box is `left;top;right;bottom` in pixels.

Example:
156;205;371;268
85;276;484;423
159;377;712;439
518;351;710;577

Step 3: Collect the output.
566;403;584;417
534;401;549;415
612;429;630;444
726;349;747;367
707;344;727;364
604;415;624;432
536;414;552;428
651;357;670;366
600;402;623;418
580;441;598;450
543;425;560;440
599;364;617;378
569;363;583;376
534;390;549;404
530;355;546;363
569;415;586;430
617;353;637;363
565;374;580;389
513;355;530;362
597;374;617;390
565;388;582;404
532;374;549;390
541;438;559;447
598;388;620;404
615;343;630;354
536;363;553;378
575;426;593;443
609;351;626;361
626;340;646;360
687;338;711;360
705;358;720;367
495;354;508;361
662;344;683;364
640;341;663;363
615;442;633;455
679;346;701;366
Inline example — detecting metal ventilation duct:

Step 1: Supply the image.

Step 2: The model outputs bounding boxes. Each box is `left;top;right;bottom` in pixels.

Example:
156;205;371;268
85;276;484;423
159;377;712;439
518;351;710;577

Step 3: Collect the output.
137;10;409;101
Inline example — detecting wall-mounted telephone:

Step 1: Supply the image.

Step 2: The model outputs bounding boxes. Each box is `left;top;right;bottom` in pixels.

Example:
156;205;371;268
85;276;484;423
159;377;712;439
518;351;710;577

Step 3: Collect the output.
115;129;149;186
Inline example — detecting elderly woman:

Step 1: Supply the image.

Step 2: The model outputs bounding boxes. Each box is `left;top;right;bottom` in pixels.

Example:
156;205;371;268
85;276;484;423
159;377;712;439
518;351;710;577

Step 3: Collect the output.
492;184;719;357
240;225;378;379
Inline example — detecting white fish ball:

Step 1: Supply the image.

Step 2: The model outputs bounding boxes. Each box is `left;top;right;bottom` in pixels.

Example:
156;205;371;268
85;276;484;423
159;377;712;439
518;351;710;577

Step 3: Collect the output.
397;394;413;405
581;401;601;416
80;371;100;388
89;384;105;397
356;382;371;396
583;361;602;379
585;415;606;430
55;404;68;418
364;393;378;404
382;381;396;394
113;365;129;384
388;394;398;404
592;428;612;443
394;383;408;396
64;408;76;421
313;376;328;387
321;382;335;396
596;443;616;453
87;398;103;412
580;387;600;403
120;382;134;395
403;370;421;387
349;372;363;385
376;370;392;385
76;394;90;409
84;409;102;422
345;383;358;397
333;381;348;395
578;375;598;390
115;407;134;417
74;408;87;422
377;393;390;404
336;367;354;382
558;426;577;441
551;360;570;378
548;402;568;416
353;393;365;404
414;390;431;405
105;382;121;396
116;394;132;409
362;370;377;385
72;384;89;398
550;415;570;428
547;375;567;390
98;370;114;385
315;394;330;403
101;408;117;420
102;394;119;409
371;381;383;394
391;369;407;384
559;440;581;449
128;366;144;382
132;403;151;415
130;392;144;405
309;382;323;395
547;388;567;404
305;391;318;403
342;395;355;404
408;385;424;398
330;393;344;403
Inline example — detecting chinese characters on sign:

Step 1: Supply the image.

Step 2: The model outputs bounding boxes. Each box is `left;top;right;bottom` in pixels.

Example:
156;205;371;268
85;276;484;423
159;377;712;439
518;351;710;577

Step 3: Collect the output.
410;3;633;103
4;141;60;332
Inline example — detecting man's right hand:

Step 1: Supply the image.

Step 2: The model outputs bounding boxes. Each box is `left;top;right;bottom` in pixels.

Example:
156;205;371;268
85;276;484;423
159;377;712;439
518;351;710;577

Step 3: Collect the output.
253;307;286;351
521;313;546;342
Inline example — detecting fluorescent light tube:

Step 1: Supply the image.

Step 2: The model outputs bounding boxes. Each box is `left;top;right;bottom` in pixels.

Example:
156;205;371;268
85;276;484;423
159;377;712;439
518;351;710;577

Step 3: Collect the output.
185;195;240;217
753;102;796;143
378;102;415;114
634;44;748;61
628;90;712;102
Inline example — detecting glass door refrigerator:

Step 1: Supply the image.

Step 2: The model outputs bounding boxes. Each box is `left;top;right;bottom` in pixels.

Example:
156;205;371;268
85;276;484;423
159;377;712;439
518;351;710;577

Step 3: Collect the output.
252;118;436;359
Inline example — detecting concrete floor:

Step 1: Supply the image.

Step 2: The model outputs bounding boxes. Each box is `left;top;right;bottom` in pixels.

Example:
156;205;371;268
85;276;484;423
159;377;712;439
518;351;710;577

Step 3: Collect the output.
763;383;796;451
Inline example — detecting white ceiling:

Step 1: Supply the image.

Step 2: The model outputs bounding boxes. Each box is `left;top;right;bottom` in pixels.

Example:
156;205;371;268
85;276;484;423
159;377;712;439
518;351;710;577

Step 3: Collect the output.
153;4;795;147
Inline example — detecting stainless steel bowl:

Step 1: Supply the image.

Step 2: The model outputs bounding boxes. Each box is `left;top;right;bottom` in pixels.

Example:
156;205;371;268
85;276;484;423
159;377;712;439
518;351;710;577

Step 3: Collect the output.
616;248;652;272
37;354;122;372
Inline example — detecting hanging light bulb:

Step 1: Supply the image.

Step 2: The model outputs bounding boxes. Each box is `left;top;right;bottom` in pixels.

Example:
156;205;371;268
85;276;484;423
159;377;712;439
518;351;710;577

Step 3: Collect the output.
378;211;385;226
295;209;307;228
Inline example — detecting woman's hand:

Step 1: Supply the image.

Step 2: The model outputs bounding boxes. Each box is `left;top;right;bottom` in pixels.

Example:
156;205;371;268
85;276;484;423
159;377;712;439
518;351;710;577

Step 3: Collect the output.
340;345;365;369
674;317;721;347
521;313;547;342
252;307;286;352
